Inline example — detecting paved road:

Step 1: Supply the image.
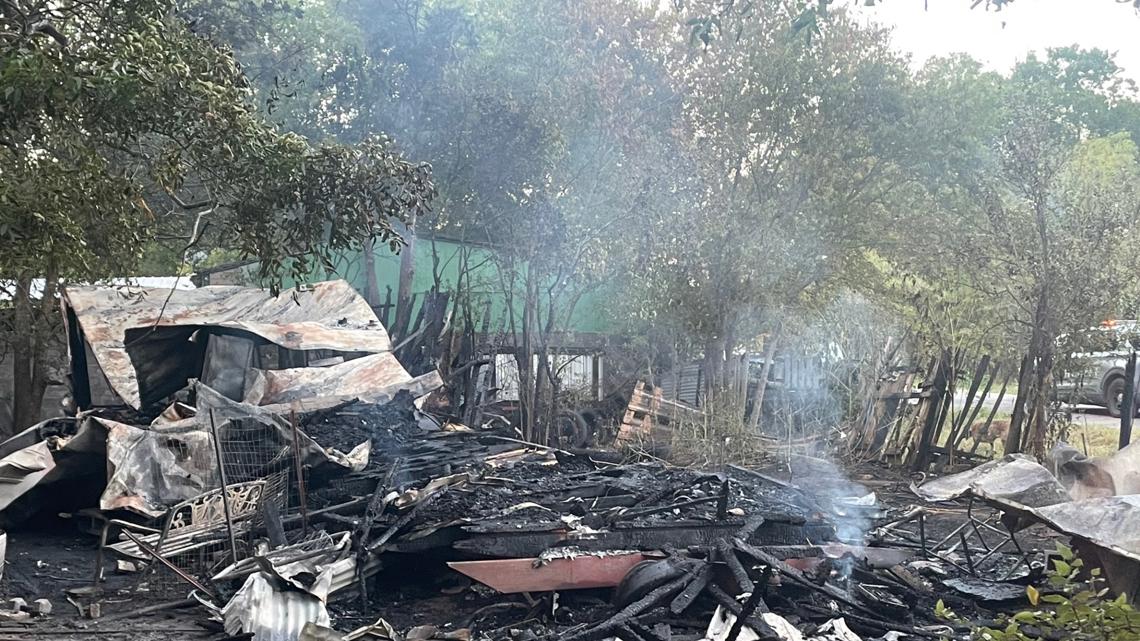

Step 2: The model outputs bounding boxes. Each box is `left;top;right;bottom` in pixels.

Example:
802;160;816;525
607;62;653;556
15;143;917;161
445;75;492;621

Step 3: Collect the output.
954;391;1120;430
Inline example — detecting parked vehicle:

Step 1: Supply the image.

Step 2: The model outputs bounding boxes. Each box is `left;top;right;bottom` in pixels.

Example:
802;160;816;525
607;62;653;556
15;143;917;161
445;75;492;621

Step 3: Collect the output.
1055;320;1140;417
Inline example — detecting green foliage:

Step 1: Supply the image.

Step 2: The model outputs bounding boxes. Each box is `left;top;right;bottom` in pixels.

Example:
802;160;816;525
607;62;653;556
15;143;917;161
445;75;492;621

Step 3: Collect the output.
0;0;432;290
938;544;1140;641
872;46;1140;379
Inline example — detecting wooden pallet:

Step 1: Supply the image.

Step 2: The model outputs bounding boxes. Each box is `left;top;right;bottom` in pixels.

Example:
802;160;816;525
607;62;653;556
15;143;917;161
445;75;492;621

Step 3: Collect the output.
617;381;702;444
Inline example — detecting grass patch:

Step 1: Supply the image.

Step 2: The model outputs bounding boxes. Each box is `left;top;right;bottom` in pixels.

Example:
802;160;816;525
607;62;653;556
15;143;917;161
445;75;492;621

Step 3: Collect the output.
1067;423;1121;458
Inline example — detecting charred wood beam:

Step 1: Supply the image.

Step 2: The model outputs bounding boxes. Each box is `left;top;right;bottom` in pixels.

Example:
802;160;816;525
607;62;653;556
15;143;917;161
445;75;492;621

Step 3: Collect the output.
355;461;401;607
453;520;830;558
798;603;947;639
717;480;730;520
615;496;723;522
558;572;693;641
726;578;770;641
706;584;779;641
368;487;448;553
733;538;876;618
735;515;766;540
669;562;712;614
716;539;756;598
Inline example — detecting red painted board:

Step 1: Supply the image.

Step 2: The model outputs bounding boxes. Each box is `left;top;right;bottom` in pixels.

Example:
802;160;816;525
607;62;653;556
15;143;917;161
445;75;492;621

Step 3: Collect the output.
448;553;649;594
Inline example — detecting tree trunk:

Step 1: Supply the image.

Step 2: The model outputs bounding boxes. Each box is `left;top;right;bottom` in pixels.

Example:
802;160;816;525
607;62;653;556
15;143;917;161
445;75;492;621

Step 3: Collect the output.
362;237;381;307
1006;352;1035;456
11;273;36;433
393;213;417;339
1027;343;1054;458
746;324;782;431
11;266;57;434
702;335;725;403
516;266;538;442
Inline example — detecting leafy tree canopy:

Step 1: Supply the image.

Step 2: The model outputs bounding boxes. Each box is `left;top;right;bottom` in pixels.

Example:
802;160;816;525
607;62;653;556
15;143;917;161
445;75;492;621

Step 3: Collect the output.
0;0;433;290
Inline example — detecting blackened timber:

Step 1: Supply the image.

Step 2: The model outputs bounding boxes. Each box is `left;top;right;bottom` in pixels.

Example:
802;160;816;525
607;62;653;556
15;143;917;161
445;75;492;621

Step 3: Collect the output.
558;574;693;641
735;515;765;540
452;520;834;558
706;584;779;640
368;488;448;553
716;539;755;594
798;603;944;639
733;538;877;617
726;583;769;641
669;563;712;614
913;351;950;471
615;496;723;522
355;460;400;607
628;622;670;641
717;480;730;520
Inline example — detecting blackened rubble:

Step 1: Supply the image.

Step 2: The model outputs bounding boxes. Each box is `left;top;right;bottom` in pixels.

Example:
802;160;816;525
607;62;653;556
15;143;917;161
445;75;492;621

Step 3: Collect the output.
0;387;1053;641
0;282;1088;641
301;390;424;458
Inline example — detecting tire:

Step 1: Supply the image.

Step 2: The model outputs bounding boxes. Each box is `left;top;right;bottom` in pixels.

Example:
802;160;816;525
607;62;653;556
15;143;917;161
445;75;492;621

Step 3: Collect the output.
1105;377;1125;418
554;410;590;449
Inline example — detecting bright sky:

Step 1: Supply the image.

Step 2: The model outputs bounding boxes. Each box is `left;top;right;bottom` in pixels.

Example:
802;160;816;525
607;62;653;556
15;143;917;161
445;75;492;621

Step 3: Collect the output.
852;0;1140;83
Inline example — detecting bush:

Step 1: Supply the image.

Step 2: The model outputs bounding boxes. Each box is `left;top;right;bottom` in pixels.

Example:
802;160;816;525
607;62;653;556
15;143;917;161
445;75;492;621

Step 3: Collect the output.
937;544;1140;640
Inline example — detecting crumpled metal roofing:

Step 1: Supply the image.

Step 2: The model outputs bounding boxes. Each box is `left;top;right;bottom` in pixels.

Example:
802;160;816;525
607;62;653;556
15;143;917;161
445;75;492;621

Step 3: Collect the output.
913;454;1072;509
244;354;441;406
63;280;404;409
1030;495;1140;562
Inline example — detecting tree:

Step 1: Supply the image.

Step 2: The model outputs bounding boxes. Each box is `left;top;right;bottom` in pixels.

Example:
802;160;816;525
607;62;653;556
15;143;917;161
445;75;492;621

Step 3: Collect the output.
876;48;1140;457
621;1;916;417
0;0;433;431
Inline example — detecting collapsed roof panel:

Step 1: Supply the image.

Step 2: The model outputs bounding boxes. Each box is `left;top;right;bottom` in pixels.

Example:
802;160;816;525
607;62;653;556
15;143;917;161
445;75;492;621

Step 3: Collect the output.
244;352;438;406
913;454;1072;509
62;280;404;409
1030;495;1140;562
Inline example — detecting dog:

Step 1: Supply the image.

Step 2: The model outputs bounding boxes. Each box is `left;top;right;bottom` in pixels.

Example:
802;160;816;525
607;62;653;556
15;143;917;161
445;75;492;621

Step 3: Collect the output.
968;419;1010;457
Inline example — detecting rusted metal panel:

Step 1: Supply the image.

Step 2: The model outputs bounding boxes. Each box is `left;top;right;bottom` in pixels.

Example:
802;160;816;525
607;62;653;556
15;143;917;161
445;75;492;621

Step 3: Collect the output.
448;552;649;593
244;353;428;406
63;280;402;409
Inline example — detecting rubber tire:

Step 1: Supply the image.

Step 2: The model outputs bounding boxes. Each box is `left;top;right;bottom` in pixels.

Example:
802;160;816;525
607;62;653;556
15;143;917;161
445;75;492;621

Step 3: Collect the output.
1106;377;1125;418
554;410;590;449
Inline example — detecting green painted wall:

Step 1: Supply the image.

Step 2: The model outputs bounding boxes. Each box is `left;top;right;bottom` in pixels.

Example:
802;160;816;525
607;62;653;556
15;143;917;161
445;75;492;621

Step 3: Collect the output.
313;238;615;335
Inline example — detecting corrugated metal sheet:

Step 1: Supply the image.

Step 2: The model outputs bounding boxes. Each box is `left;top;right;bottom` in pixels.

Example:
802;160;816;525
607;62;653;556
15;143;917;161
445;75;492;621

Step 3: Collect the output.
244;353;426;405
63;280;403;409
660;363;702;407
223;572;332;641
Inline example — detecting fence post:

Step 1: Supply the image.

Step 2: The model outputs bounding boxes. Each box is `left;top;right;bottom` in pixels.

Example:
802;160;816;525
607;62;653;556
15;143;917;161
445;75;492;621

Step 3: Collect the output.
1120;351;1137;450
913;350;951;472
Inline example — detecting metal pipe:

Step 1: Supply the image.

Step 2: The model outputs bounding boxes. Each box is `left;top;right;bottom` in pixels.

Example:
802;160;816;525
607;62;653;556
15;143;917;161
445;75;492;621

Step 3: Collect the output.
208;410;239;564
959;531;976;575
289;409;309;534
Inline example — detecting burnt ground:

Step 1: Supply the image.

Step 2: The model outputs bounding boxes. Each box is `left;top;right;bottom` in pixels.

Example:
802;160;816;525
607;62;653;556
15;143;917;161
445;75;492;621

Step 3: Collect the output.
0;455;1067;641
0;525;208;641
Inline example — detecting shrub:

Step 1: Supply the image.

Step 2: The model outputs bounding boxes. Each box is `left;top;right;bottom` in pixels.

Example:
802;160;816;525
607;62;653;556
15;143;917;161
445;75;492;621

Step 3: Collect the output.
937;544;1140;641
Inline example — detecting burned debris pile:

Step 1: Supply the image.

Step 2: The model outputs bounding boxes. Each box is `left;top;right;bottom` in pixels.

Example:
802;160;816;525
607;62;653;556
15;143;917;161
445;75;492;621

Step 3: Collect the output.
0;281;1106;641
